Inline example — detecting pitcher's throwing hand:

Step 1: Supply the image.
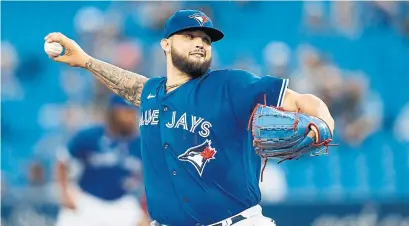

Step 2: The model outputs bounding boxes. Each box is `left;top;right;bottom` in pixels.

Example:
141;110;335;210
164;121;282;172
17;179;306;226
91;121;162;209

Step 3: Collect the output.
44;32;90;67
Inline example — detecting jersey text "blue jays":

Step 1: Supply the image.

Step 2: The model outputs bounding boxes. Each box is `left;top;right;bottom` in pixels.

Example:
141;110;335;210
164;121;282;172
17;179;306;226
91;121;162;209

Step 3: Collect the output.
139;110;212;138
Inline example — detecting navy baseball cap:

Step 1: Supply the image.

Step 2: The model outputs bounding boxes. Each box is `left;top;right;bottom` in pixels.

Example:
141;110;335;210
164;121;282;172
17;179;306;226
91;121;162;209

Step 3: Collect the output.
163;9;224;42
108;94;138;110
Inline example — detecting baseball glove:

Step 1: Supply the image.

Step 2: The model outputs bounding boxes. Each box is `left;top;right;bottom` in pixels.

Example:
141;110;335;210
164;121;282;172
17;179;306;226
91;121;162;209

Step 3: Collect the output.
249;103;336;163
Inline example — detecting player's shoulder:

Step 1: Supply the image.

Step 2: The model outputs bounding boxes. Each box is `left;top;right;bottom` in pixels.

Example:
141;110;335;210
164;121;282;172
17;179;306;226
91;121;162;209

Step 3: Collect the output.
147;76;166;82
146;76;166;87
227;69;257;77
207;68;256;78
207;68;230;76
141;76;165;95
205;69;257;86
204;69;231;82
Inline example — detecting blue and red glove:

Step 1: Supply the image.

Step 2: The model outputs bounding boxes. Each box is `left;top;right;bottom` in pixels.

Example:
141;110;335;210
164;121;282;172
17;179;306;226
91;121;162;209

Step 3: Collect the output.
249;104;336;163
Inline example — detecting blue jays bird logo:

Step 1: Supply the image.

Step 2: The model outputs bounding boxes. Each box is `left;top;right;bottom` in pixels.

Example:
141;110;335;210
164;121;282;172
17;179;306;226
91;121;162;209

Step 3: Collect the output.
178;140;216;176
188;13;209;26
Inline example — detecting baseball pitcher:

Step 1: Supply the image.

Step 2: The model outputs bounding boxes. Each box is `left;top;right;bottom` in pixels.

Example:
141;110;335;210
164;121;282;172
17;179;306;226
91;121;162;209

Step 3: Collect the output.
46;9;335;226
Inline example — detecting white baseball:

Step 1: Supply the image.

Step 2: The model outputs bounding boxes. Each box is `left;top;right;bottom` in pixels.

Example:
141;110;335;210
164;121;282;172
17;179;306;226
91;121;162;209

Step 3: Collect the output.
44;41;63;57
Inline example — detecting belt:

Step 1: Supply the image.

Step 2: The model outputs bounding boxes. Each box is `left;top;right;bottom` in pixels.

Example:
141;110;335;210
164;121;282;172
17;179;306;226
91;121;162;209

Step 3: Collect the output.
210;214;247;226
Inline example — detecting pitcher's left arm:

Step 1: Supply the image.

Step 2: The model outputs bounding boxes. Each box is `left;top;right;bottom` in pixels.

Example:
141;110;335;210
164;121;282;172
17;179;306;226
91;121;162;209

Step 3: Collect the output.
282;89;335;137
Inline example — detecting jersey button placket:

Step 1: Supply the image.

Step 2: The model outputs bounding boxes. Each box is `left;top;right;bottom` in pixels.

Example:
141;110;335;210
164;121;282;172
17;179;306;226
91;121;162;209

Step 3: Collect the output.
172;170;176;176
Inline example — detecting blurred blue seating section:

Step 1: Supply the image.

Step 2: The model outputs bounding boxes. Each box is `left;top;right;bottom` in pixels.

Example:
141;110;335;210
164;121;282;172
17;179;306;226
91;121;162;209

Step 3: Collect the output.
2;1;409;203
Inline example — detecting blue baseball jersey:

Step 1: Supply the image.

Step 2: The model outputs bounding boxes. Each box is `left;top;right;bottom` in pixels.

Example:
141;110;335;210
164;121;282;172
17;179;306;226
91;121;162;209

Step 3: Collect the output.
65;125;143;200
139;69;289;225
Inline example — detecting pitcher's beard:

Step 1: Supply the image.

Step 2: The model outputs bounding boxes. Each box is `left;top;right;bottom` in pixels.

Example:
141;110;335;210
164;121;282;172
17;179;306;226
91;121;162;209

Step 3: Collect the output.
171;47;211;79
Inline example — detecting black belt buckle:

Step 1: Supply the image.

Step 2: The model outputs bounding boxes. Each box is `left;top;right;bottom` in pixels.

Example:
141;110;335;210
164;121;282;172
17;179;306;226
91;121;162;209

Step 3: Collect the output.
231;215;246;224
212;214;246;226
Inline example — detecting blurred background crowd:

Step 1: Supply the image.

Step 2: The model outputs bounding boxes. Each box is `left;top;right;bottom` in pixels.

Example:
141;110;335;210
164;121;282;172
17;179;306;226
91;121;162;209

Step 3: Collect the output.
2;1;409;225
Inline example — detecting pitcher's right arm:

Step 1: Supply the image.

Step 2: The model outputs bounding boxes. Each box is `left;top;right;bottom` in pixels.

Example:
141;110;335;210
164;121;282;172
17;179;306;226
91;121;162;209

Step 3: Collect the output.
45;32;148;106
84;57;148;106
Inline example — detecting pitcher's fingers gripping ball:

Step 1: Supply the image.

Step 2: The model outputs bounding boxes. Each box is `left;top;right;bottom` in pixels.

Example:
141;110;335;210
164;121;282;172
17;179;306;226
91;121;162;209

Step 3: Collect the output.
44;32;90;67
44;41;63;57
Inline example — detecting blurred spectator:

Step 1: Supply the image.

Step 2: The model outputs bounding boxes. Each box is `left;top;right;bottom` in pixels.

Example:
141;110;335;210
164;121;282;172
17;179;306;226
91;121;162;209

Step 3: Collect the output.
112;39;143;72
290;44;343;106
330;1;360;38
263;41;291;78
1;41;24;101
303;2;327;32
360;1;402;30
28;161;45;185
332;74;383;146
290;44;383;147
1;160;57;226
135;2;181;31
37;102;94;132
17;160;56;205
232;55;262;76
74;7;105;36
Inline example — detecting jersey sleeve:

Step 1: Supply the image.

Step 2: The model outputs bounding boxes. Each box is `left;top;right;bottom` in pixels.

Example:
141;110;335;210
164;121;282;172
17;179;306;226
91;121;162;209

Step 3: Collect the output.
226;69;289;126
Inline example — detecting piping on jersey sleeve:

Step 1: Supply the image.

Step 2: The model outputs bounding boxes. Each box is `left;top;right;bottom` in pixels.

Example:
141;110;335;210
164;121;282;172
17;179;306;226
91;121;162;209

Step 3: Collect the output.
276;79;289;107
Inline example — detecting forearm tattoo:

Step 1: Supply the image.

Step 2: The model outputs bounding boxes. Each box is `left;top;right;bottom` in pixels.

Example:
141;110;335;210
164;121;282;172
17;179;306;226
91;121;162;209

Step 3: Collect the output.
84;58;148;106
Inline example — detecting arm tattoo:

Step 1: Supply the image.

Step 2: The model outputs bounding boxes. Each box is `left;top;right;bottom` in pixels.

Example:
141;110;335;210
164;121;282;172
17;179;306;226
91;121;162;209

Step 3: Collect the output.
84;58;148;106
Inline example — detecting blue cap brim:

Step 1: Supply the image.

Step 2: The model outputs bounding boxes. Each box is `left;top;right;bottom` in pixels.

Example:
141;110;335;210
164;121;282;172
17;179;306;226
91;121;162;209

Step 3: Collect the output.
168;26;224;42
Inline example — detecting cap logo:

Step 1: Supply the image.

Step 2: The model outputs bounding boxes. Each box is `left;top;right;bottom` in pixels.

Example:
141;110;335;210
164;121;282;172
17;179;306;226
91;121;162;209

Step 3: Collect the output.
188;13;208;26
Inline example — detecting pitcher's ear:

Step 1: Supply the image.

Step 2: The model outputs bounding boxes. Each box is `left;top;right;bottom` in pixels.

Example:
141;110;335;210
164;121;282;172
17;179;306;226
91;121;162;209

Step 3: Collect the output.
161;38;171;54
